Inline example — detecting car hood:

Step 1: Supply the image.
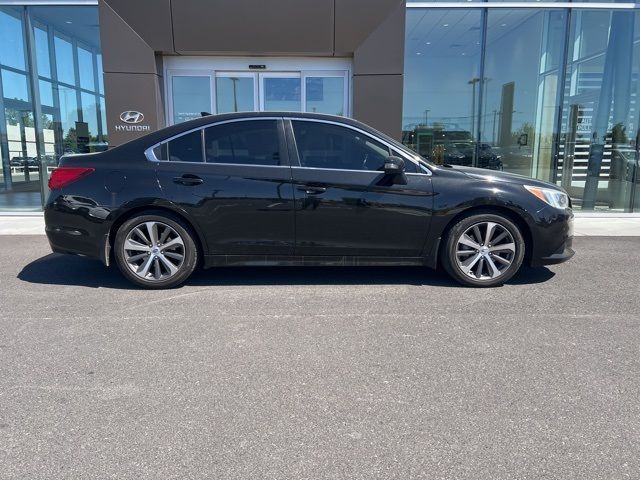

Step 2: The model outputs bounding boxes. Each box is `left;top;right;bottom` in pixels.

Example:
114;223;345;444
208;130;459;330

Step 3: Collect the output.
445;165;564;192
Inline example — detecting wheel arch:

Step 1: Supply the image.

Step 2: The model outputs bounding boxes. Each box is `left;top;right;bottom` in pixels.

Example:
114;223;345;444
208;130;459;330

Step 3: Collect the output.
434;205;533;269
107;204;207;265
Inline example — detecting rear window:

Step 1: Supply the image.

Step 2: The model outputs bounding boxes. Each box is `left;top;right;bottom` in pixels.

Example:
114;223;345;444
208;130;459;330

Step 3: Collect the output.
154;130;203;162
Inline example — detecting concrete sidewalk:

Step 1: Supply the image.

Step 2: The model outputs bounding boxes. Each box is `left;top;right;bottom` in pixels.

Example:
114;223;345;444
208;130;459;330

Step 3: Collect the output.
2;214;640;236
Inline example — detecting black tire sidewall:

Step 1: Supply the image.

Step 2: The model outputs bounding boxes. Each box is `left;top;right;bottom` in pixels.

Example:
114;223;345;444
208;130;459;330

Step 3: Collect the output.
443;213;525;287
114;212;198;289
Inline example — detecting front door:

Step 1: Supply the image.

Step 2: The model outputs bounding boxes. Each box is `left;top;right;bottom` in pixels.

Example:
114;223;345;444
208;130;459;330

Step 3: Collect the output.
166;57;351;123
287;119;434;257
154;118;295;255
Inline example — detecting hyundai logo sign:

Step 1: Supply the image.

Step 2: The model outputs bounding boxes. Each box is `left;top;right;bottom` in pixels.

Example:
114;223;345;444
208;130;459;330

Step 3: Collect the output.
119;110;145;124
116;110;150;132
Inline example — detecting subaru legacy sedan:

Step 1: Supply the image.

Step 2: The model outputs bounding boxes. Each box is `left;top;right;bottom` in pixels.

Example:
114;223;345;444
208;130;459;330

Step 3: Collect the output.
44;112;574;289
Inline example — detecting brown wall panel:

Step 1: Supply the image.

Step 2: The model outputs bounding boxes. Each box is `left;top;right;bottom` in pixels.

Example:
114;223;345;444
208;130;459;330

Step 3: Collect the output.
98;1;158;74
104;73;165;146
352;75;404;139
172;0;334;55
103;0;174;53
335;0;404;54
353;1;405;75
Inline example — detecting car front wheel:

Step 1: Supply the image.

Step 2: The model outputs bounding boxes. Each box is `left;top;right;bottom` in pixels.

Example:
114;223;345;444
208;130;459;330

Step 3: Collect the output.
114;212;198;289
442;213;525;287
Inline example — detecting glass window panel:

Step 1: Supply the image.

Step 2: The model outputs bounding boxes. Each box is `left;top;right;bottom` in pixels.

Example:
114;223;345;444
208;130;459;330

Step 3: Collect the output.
204;120;281;166
2;69;29;102
305;77;344;116
96;54;104;94
57;84;78;153
0;8;26;70
77;47;95;91
263;77;301;111
80;91;98;139
482;9;567;178
165;130;203;162
38;79;54;106
34;26;51;78
402;9;482;166
171;76;211;124
216;76;255;113
99;96;107;143
292;121;389;172
54;36;76;85
560;9;640;212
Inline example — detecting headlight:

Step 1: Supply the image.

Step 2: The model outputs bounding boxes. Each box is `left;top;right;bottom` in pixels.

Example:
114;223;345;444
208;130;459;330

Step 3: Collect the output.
524;185;569;209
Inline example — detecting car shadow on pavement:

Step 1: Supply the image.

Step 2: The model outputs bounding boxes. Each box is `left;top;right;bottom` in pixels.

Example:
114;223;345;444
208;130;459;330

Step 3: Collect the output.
18;253;556;289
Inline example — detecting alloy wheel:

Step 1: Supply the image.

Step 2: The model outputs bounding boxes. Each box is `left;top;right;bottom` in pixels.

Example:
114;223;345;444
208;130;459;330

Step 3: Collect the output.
123;221;185;281
455;221;516;280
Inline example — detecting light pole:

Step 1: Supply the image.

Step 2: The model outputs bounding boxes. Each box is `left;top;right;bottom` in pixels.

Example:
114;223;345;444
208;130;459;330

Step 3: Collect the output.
230;77;239;112
468;77;480;138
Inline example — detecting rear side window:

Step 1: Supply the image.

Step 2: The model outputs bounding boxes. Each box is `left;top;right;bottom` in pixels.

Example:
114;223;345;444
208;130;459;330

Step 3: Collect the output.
292;121;390;172
155;130;203;162
204;120;281;166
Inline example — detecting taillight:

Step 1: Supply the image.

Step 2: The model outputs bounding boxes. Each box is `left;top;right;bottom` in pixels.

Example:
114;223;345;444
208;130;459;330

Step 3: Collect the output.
48;167;95;190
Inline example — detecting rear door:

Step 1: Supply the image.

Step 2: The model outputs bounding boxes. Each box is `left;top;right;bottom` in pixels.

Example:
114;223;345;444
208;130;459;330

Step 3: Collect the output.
153;118;295;255
287;119;433;257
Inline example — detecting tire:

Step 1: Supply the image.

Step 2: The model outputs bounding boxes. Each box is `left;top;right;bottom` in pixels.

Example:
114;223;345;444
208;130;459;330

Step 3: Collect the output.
114;211;198;289
441;212;525;288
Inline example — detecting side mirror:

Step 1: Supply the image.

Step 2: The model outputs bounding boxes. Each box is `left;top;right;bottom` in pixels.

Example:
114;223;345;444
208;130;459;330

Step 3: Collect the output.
384;156;405;175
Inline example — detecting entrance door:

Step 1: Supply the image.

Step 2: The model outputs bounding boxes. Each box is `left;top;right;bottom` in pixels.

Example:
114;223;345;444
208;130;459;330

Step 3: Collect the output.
166;57;351;124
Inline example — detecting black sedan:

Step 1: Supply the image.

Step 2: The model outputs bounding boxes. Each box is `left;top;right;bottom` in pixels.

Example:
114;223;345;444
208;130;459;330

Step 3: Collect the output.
44;112;574;288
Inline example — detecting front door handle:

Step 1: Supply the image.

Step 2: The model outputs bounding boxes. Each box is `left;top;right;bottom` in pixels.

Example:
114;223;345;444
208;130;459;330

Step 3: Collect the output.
173;174;203;186
297;185;327;195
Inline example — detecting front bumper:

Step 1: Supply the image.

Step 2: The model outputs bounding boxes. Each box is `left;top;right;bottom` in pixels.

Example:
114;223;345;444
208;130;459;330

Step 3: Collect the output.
538;236;575;265
529;208;574;267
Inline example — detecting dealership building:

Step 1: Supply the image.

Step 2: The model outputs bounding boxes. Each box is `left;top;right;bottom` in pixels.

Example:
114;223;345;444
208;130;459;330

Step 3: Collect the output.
1;0;639;213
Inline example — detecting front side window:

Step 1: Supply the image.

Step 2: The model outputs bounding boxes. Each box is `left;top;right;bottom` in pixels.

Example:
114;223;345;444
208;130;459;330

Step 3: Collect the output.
204;120;281;166
292;121;390;172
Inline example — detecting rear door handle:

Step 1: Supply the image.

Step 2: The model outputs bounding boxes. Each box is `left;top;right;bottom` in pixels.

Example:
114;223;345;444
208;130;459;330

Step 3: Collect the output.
297;185;327;195
173;174;203;186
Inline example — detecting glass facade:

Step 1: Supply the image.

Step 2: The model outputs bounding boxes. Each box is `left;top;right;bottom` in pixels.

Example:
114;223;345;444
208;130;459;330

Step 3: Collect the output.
0;5;104;212
404;3;640;212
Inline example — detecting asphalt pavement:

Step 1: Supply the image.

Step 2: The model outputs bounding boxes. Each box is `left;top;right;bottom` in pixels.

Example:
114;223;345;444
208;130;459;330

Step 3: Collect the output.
0;235;639;479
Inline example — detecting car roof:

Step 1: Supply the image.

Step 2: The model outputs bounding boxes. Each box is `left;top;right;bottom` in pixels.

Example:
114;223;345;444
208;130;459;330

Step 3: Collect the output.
111;112;403;153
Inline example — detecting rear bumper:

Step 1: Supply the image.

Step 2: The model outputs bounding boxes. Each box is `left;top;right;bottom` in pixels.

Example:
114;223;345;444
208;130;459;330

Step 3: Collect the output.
44;198;111;265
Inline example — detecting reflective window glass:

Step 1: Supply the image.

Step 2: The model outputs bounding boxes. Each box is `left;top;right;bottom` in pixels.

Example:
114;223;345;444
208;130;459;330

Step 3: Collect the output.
81;91;98;139
481;9;567;178
263;77;301;111
305;77;344;116
33;26;51;78
96;54;104;94
402;9;482;165
293;121;390;171
77;47;95;91
39;79;54;106
1;70;29;102
216;76;255;113
559;9;640;212
0;8;26;70
54;36;75;85
172;76;211;124
204;120;281;166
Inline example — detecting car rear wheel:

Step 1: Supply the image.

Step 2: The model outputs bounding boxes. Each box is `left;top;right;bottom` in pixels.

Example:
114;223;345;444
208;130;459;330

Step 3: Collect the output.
442;213;525;287
114;212;198;289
